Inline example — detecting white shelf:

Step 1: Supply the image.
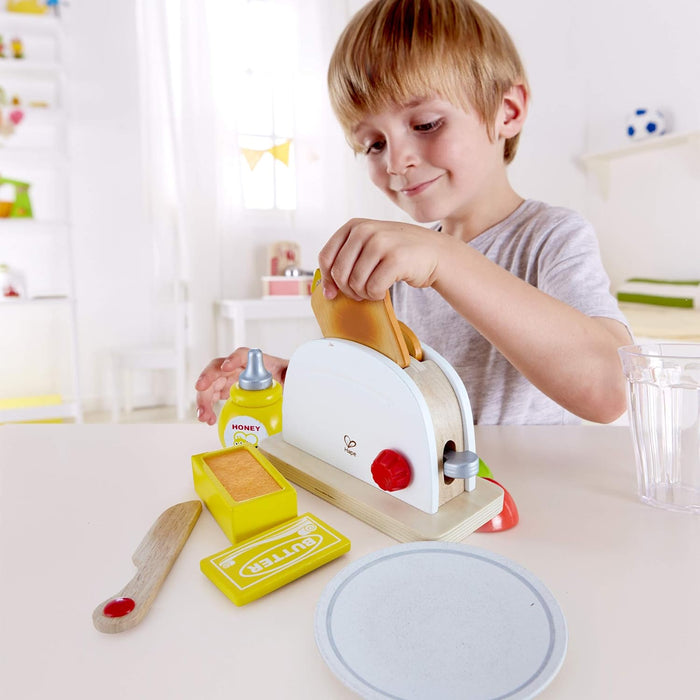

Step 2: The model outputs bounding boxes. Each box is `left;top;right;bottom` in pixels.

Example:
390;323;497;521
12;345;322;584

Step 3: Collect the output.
0;295;72;307
0;58;63;77
581;130;700;198
19;105;64;120
0;9;81;422
0;400;80;423
581;130;700;165
0;146;68;166
0;10;61;34
619;302;700;340
0;218;68;232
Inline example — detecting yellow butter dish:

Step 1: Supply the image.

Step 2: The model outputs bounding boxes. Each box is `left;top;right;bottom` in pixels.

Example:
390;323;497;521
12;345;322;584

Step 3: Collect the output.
192;444;297;544
201;512;351;606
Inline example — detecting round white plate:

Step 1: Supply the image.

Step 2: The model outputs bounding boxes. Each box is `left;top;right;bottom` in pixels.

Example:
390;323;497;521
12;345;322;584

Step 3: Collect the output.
315;542;567;700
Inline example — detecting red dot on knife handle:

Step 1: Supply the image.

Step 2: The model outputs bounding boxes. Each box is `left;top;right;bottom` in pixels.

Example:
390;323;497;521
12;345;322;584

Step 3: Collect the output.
103;597;136;618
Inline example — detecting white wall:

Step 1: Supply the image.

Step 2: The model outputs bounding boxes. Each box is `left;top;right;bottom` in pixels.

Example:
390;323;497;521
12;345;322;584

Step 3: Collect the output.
64;0;155;410
575;3;700;288
490;0;700;288
60;0;700;413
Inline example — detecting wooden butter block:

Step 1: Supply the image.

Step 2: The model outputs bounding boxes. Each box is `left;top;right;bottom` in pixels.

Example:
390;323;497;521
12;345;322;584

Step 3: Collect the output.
201;512;351;606
192;444;297;544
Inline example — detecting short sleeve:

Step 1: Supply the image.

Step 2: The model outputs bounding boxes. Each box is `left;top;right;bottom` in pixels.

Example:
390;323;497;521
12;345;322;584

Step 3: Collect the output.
536;213;631;331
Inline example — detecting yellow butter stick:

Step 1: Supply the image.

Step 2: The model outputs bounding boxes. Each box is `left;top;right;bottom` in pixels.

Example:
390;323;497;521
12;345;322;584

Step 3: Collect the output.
201;513;350;606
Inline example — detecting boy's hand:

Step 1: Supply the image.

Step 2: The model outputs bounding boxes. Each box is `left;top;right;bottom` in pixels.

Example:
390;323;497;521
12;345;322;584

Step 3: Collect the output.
318;218;443;301
194;347;289;425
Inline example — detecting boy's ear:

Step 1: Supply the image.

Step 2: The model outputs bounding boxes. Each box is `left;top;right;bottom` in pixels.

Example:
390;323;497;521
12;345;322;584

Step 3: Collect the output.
497;83;528;139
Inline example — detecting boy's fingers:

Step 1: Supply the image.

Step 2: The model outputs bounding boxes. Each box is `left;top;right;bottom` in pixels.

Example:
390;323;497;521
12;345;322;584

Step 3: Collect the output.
195;376;230;424
195;350;248;391
322;277;339;300
195;392;215;424
194;362;222;391
319;220;360;295
196;404;213;424
195;371;213;391
194;373;210;391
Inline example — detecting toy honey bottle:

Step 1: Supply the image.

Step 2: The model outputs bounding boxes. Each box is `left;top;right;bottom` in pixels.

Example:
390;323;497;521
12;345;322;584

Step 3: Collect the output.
218;348;282;448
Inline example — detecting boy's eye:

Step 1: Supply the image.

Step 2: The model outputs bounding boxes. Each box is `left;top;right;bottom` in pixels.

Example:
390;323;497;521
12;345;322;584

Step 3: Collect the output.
365;140;385;155
414;119;442;133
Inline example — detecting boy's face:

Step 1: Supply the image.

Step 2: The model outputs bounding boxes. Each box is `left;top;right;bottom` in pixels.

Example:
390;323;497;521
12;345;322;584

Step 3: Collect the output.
352;97;508;225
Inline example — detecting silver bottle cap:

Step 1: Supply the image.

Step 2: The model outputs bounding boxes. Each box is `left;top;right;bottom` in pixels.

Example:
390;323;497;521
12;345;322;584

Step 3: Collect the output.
238;348;273;390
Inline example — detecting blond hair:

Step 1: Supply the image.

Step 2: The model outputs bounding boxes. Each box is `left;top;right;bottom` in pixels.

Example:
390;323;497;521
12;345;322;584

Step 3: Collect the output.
328;0;528;163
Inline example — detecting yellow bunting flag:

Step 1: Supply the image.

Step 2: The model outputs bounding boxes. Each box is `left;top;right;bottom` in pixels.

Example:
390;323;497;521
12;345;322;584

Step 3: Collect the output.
240;139;292;170
268;140;290;166
241;148;265;170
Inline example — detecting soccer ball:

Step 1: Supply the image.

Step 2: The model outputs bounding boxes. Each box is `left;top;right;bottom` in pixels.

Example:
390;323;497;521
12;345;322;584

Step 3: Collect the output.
626;108;666;142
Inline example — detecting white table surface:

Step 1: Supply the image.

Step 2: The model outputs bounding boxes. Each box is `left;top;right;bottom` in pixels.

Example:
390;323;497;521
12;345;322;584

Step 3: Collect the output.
1;423;698;699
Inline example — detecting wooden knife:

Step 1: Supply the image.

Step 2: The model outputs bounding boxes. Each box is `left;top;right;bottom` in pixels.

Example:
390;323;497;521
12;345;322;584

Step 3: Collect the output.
92;500;202;634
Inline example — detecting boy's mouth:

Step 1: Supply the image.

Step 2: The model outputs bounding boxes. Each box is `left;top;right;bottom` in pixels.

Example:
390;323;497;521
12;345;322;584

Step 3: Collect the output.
397;174;442;197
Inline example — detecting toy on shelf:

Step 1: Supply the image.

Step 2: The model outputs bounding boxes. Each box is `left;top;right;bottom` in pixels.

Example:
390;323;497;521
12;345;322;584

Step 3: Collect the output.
10;37;23;59
626;108;667;142
0;262;26;299
267;240;299;275
0;107;25;137
6;0;51;14
262;240;313;297
617;277;700;309
0;394;64;423
262;269;313;297
0;175;33;217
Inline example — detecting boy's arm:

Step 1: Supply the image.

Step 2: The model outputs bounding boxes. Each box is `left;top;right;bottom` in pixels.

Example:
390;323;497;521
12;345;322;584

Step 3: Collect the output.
319;218;629;423
433;241;630;423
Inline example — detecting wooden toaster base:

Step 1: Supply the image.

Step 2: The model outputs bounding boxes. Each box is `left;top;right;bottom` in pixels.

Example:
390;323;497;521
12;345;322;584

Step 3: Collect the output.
260;434;504;543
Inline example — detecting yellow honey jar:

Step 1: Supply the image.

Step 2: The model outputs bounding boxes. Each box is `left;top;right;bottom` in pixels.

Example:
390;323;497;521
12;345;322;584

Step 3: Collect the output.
218;349;283;449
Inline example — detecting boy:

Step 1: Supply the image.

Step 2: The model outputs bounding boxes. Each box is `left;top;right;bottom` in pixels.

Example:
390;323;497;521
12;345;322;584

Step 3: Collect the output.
196;0;630;426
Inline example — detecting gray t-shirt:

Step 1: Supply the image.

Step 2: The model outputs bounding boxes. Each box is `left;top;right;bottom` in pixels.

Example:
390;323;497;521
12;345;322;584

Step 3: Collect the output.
391;199;630;425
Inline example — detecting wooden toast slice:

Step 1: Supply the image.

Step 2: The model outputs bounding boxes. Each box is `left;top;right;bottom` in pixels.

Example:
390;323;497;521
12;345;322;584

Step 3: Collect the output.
310;270;412;368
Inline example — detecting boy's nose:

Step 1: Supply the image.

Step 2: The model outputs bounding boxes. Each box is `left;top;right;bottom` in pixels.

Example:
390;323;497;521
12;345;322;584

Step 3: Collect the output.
386;140;417;175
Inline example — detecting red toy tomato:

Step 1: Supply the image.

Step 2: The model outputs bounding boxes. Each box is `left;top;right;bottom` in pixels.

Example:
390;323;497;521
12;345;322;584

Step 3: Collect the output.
477;477;519;532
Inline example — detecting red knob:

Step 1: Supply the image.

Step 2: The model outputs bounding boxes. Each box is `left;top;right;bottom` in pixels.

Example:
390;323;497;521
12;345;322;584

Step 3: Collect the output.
371;449;411;491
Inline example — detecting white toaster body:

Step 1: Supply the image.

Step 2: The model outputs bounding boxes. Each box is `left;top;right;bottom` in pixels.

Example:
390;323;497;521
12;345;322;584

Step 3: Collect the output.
281;338;476;514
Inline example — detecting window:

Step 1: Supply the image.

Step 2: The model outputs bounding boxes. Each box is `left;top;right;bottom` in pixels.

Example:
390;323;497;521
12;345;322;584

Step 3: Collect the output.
209;0;297;211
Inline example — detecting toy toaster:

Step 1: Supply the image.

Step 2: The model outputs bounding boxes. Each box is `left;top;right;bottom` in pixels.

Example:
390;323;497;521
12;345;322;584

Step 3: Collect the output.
260;273;503;541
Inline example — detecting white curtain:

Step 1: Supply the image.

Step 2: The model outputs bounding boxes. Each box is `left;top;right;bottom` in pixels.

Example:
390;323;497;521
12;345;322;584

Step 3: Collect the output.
134;0;387;380
136;0;230;384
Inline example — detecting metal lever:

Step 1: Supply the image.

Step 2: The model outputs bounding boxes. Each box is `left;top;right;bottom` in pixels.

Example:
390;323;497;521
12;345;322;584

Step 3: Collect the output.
443;449;479;491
